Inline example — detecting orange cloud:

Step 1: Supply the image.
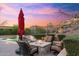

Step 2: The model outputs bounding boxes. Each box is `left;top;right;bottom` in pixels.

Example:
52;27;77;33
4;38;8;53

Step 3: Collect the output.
24;15;62;28
26;7;58;15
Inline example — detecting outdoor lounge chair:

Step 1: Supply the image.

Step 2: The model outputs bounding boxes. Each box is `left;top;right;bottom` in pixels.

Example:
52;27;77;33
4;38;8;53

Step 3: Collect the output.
42;35;54;45
16;41;38;56
50;41;63;55
43;35;53;42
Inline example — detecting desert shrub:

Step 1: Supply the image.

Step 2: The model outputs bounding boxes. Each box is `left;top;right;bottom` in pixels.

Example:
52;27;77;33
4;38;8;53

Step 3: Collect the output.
63;34;79;56
58;34;66;41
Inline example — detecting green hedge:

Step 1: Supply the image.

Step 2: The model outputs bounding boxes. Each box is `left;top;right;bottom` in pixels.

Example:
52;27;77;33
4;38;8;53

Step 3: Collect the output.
58;34;66;41
32;34;55;40
63;34;79;56
33;34;45;39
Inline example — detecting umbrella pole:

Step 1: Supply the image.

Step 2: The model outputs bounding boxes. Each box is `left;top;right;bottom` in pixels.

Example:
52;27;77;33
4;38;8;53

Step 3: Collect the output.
19;35;22;41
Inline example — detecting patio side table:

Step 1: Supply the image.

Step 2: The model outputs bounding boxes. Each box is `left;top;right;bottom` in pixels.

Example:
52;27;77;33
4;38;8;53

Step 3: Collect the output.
30;41;51;56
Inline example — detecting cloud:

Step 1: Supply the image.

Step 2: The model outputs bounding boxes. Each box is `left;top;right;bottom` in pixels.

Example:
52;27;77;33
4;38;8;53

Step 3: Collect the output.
0;4;18;26
0;4;17;16
0;14;17;26
24;15;63;28
0;3;74;27
24;7;58;15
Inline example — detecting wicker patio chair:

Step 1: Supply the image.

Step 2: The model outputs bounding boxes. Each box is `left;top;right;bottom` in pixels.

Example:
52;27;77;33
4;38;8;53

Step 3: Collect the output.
15;41;38;56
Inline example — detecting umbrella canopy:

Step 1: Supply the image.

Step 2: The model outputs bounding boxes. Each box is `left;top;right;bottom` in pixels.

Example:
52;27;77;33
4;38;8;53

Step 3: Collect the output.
18;8;25;40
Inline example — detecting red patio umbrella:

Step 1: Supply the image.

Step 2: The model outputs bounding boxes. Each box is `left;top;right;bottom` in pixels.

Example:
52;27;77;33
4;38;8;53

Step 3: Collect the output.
18;8;25;40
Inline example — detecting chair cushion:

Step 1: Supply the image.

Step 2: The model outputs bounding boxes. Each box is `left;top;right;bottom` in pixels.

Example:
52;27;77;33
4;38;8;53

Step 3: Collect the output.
47;36;52;42
43;36;52;42
53;41;63;47
51;46;62;52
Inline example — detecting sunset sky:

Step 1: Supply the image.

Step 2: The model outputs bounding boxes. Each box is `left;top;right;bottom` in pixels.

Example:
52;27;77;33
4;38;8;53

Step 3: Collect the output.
0;3;79;28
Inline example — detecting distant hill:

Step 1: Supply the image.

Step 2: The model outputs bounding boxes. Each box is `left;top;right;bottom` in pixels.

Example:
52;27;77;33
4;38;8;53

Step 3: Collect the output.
59;14;79;36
